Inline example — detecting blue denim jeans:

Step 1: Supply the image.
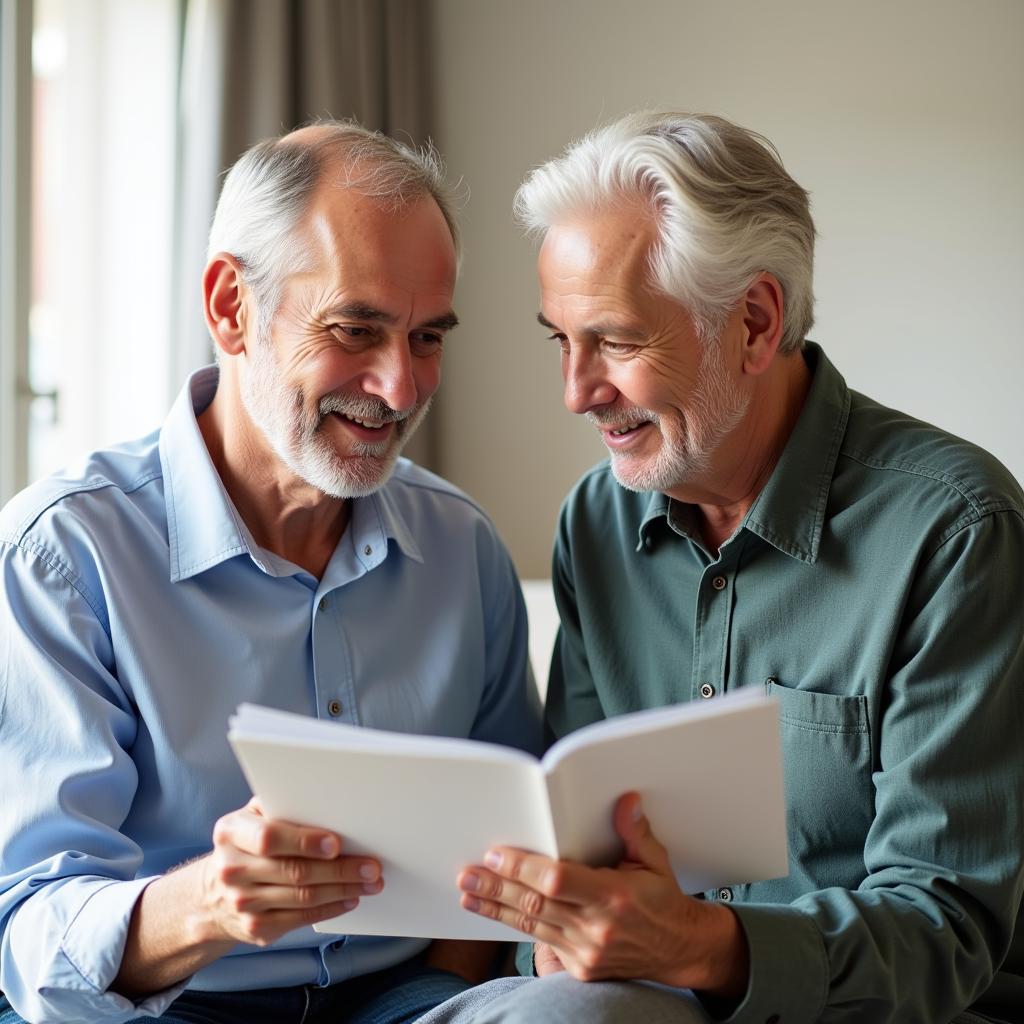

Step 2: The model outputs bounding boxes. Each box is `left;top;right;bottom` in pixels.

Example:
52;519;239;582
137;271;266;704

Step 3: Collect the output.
0;958;469;1024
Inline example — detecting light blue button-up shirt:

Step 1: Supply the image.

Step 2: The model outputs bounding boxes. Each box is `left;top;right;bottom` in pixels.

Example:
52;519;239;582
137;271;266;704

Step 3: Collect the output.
0;367;542;1024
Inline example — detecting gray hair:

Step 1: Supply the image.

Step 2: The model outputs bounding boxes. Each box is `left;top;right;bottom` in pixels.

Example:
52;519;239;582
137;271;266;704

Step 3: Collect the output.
514;112;815;353
207;120;460;339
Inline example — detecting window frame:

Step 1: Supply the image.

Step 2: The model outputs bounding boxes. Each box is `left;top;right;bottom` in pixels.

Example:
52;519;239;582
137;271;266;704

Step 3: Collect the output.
0;0;33;505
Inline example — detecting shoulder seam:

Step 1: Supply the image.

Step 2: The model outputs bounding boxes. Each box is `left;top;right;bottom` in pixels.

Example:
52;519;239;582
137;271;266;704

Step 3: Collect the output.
838;447;1019;519
2;536;110;631
390;472;492;521
5;469;164;542
925;505;1024;563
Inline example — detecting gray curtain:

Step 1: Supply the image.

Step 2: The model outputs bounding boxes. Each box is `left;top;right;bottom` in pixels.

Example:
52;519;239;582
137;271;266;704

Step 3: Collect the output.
170;0;437;467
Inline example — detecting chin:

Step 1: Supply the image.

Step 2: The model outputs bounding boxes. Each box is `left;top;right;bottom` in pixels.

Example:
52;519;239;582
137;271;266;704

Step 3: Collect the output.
309;451;402;499
610;449;706;494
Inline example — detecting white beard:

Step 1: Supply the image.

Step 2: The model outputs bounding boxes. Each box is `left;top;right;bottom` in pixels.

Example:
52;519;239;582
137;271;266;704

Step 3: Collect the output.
596;339;749;494
239;334;430;499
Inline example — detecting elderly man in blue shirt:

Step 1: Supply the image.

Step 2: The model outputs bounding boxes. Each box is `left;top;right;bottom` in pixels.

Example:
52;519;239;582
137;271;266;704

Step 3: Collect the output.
0;122;541;1024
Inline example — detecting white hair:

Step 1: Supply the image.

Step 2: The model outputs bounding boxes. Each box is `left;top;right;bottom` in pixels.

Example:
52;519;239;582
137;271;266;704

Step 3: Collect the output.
514;112;816;353
207;120;460;340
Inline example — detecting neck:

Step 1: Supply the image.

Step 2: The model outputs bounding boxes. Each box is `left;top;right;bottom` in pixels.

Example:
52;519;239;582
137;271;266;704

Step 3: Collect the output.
198;370;349;579
670;350;812;556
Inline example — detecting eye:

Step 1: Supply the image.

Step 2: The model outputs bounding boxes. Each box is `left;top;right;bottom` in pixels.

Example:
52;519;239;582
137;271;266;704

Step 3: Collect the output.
411;331;444;355
330;324;373;342
601;340;636;355
546;332;569;353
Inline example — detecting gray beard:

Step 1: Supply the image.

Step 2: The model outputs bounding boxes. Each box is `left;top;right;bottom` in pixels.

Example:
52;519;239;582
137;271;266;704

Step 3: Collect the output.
239;339;429;499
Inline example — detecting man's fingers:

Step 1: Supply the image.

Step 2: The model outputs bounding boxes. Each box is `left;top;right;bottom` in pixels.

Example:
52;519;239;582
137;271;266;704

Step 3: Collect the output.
472;847;616;906
231;898;363;947
458;885;569;946
533;942;567;977
215;806;345;860
218;852;382;890
613;793;673;874
457;866;574;928
228;879;382;914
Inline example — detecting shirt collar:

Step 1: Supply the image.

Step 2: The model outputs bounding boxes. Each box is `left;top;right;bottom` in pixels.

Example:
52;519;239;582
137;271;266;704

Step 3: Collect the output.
161;367;250;582
743;343;850;563
351;473;424;567
635;343;850;564
636;492;672;551
160;367;423;582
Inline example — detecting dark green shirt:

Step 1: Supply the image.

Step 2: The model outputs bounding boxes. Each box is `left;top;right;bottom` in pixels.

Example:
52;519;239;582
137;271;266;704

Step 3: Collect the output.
545;344;1024;1023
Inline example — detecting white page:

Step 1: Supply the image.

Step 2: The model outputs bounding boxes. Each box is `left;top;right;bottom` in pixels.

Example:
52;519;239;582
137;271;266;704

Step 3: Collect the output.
542;691;788;893
229;709;557;940
232;703;540;765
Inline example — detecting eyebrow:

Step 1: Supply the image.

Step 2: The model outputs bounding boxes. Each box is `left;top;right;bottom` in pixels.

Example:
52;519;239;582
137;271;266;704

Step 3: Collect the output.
536;311;644;340
324;302;459;332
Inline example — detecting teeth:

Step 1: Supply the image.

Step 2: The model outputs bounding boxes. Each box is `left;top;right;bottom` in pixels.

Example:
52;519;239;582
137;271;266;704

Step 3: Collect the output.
345;414;385;429
611;424;641;436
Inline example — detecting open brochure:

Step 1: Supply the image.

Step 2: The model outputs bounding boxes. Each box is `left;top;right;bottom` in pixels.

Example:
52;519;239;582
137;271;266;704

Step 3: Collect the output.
228;689;788;941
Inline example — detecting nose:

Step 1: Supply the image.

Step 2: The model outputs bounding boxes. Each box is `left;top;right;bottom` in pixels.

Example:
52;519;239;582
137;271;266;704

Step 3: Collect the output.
563;346;617;415
362;336;422;414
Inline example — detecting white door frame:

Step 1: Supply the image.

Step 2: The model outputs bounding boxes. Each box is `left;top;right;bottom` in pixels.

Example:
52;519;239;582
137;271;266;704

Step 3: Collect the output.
1;0;33;505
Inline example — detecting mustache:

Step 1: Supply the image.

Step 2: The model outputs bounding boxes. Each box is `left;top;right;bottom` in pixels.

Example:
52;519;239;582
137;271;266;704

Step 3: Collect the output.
586;406;659;428
317;393;409;424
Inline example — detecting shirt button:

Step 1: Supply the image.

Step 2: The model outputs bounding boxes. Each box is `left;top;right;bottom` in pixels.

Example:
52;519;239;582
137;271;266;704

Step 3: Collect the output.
711;575;727;591
327;699;343;717
363;544;373;556
699;682;715;699
318;597;327;612
717;887;733;902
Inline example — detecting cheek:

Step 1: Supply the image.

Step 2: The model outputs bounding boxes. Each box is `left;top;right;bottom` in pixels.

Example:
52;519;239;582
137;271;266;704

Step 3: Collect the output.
614;365;666;410
414;356;443;401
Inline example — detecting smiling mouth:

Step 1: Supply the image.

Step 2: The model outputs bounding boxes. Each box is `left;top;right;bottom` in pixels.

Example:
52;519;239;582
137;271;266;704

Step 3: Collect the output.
327;412;401;444
608;422;649;436
331;411;393;431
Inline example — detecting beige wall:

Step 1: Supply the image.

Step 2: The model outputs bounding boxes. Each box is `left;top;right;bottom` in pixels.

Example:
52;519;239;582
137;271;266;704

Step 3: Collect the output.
428;0;1024;578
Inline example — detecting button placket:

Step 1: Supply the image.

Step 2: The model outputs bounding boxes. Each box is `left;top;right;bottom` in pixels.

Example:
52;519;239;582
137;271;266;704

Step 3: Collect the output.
312;588;356;725
691;554;737;705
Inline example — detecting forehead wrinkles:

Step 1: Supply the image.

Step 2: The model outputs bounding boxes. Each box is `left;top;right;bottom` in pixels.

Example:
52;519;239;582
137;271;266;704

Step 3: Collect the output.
290;194;455;322
540;212;657;319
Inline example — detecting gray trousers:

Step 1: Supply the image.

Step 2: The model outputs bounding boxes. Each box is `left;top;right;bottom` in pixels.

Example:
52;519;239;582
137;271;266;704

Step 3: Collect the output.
416;974;713;1024
415;976;1006;1024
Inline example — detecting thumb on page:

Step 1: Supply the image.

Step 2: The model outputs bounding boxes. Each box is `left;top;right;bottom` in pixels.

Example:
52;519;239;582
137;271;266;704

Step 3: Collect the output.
614;792;672;875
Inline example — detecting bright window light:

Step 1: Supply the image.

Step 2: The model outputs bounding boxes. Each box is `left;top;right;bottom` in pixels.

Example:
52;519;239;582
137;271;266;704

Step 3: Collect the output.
29;0;178;481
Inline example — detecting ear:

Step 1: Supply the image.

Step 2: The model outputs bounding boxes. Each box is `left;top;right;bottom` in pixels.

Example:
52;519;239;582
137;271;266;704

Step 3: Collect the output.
203;253;251;358
739;273;784;377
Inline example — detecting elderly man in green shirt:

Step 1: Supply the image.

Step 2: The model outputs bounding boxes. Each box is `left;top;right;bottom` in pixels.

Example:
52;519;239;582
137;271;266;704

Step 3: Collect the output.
424;112;1024;1024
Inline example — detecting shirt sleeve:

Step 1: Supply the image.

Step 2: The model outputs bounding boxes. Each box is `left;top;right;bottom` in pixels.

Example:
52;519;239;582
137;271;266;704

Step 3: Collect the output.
544;499;606;745
0;539;188;1023
715;510;1024;1023
466;520;544;757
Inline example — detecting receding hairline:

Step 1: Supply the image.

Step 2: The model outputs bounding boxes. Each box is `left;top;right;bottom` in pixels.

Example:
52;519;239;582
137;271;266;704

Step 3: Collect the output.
257;121;462;258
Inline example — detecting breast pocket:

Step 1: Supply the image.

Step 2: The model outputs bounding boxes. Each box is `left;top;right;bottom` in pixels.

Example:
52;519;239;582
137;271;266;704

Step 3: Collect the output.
766;680;874;893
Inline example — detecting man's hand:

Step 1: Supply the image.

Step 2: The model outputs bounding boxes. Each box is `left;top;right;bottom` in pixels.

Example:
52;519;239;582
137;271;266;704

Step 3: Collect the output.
114;797;382;998
533;942;566;977
198;797;383;947
457;793;749;1000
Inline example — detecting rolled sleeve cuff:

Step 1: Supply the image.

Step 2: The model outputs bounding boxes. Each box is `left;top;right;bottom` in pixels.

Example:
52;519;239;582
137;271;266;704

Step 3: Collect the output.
56;876;189;1021
712;903;829;1024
